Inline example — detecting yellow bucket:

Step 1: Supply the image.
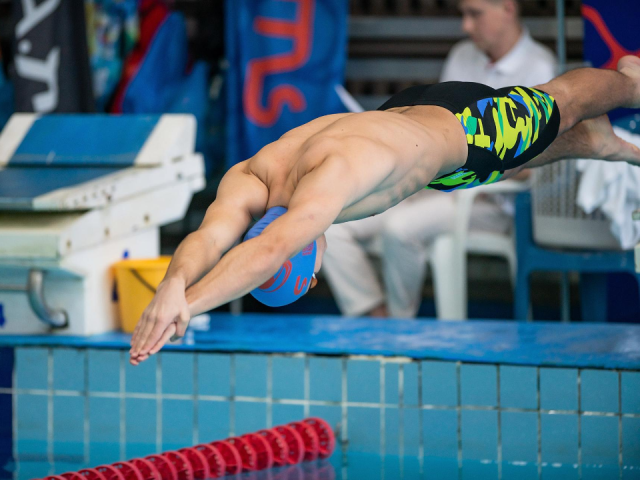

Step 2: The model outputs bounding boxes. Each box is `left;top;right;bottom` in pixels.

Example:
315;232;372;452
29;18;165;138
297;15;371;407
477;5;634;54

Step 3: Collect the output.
113;256;172;333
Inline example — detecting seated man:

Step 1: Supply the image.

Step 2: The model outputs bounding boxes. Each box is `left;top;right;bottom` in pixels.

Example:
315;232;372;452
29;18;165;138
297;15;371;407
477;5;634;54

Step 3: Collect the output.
130;56;640;365
322;0;557;319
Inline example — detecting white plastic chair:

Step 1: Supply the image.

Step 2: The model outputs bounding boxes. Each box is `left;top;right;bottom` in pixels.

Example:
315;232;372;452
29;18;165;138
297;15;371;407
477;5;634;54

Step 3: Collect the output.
431;180;529;320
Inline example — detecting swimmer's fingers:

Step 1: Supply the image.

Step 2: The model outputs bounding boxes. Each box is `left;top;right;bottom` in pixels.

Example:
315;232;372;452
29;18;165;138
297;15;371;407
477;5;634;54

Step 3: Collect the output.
131;309;156;355
134;280;190;354
138;316;174;355
129;322;151;364
172;308;191;339
149;322;177;355
130;316;145;350
129;352;150;366
130;320;175;365
133;312;152;345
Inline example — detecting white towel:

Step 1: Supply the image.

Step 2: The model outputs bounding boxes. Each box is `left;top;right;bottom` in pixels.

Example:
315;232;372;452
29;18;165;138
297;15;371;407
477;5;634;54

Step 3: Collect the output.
576;126;640;249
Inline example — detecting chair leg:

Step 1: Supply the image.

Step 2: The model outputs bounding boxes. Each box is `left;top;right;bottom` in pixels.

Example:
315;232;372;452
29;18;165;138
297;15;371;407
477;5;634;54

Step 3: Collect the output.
580;273;608;322
514;269;531;321
431;235;466;321
560;272;570;323
505;246;518;290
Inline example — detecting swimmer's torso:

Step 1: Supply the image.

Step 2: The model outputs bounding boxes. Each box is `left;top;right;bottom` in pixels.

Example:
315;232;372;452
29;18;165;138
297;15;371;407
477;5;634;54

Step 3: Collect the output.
241;81;560;221
245;106;467;222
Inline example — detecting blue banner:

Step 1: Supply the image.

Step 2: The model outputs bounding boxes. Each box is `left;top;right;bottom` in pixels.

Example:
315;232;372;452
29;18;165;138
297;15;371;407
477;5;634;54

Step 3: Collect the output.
225;0;348;167
582;0;640;121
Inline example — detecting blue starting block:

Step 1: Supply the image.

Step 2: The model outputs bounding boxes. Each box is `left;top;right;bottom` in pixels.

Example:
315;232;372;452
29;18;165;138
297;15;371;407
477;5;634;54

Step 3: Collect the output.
0;114;205;335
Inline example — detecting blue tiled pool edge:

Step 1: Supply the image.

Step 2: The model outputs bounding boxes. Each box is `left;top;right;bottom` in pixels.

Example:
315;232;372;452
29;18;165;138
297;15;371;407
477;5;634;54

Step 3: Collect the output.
0;314;639;369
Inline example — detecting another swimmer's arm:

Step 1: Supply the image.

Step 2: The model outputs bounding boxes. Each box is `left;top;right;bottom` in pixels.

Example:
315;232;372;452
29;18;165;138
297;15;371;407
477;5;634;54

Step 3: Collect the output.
185;159;354;316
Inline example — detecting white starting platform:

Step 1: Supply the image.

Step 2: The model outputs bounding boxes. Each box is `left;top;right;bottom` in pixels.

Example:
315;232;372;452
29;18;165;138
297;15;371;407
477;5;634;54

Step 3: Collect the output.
0;114;205;335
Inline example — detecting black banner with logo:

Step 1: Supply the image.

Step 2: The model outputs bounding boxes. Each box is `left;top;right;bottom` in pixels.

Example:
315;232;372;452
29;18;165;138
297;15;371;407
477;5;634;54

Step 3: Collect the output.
12;0;94;113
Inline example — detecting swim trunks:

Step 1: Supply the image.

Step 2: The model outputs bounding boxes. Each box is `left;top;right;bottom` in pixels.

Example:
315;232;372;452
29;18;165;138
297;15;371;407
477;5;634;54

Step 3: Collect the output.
377;81;561;191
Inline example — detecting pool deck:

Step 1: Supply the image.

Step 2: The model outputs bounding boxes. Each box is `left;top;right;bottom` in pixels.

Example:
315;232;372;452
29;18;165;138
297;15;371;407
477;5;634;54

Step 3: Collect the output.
1;314;639;369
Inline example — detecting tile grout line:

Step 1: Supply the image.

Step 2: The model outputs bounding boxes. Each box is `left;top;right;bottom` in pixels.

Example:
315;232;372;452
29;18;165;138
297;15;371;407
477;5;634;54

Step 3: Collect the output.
380;361;385;480
398;363;405;480
47;348;53;474
536;367;542;480
618;370;623;480
341;357;348;448
12;349;18;480
229;355;235;437
193;353;199;446
303;355;310;418
1;385;637;417
84;350;90;464
119;351;126;461
417;361;424;478
577;369;582;478
496;365;502;480
267;355;273;428
341;357;348;480
456;361;462;474
156;354;162;453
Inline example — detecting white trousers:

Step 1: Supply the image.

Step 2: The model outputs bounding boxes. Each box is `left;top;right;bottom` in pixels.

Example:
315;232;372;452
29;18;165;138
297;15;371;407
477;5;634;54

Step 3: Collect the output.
322;190;511;318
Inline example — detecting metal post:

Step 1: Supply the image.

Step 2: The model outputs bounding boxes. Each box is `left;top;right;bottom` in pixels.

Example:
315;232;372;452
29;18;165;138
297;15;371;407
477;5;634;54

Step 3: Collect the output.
556;0;567;73
230;298;243;315
0;270;68;329
560;272;570;322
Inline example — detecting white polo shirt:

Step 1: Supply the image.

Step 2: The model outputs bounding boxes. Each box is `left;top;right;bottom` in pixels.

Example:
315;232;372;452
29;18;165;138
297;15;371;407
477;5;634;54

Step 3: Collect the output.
439;28;557;88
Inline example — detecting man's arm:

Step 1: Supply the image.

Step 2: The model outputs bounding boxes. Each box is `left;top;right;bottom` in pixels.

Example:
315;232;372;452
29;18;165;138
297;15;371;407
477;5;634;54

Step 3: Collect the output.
132;158;354;358
185;158;354;316
162;162;269;288
130;162;268;359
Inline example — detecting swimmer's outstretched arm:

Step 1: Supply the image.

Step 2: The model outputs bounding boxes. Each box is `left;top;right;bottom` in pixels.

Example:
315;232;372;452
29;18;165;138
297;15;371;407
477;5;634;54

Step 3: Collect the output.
167;163;269;287
185;159;354;316
130;162;268;362
134;159;354;359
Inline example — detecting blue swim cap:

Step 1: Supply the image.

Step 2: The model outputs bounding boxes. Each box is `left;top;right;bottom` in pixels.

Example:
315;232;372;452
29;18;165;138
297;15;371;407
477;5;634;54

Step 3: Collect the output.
243;206;317;307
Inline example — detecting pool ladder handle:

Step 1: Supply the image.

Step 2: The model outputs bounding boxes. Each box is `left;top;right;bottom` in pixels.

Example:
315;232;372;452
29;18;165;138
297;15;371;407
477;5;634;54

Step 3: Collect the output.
0;269;69;329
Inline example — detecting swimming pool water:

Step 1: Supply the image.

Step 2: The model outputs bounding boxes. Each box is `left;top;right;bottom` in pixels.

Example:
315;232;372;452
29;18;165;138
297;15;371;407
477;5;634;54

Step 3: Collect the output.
1;316;639;479
2;448;636;480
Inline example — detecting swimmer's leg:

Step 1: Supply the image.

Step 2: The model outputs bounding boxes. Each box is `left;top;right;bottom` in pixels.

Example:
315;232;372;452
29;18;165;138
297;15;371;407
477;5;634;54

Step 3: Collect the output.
502;115;640;180
536;55;640;135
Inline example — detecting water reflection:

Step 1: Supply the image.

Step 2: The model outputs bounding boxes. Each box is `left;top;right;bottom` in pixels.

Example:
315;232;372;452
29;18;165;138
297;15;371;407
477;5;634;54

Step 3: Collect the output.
0;459;337;480
230;461;336;480
1;453;620;480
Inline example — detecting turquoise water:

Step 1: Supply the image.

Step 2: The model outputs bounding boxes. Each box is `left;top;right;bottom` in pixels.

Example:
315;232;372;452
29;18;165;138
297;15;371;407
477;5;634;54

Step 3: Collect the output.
2;448;632;480
1;332;638;479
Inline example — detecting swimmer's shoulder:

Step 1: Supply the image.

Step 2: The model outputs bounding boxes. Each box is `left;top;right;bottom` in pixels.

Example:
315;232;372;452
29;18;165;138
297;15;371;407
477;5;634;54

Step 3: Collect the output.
280;112;354;140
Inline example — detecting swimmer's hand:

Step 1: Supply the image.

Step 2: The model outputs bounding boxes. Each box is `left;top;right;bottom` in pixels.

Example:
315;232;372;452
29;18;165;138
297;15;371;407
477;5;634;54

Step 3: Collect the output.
129;277;191;365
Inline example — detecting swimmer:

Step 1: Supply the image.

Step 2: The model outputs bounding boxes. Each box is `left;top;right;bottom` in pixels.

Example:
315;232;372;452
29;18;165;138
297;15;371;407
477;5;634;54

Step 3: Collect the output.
130;56;640;365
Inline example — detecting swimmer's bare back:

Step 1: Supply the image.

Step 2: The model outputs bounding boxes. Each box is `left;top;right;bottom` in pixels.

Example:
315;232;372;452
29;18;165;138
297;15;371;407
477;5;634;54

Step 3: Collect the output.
130;60;640;366
242;106;468;223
